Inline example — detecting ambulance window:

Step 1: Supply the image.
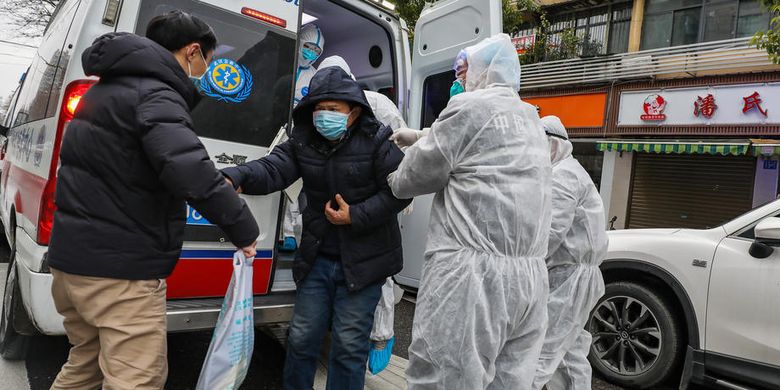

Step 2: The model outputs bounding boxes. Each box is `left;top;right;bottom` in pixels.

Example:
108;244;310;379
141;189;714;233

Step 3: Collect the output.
420;70;455;128
136;0;297;147
12;0;79;126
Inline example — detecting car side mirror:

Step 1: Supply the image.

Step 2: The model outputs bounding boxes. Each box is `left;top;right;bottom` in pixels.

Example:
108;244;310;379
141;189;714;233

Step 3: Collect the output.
750;217;780;258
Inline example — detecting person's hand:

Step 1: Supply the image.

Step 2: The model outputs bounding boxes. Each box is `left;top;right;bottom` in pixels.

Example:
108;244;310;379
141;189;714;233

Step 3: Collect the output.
325;194;351;225
241;241;257;258
389;128;422;148
225;177;242;194
402;199;414;216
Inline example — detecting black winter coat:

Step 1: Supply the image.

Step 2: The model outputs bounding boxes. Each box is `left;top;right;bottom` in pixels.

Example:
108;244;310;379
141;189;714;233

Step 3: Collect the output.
48;33;259;280
222;67;410;291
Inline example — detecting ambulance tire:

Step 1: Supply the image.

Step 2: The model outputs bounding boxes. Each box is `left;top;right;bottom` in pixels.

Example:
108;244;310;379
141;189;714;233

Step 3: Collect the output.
0;258;30;360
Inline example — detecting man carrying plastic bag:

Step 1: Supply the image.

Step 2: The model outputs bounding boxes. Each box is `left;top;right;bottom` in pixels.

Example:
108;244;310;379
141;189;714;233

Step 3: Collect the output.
196;251;255;390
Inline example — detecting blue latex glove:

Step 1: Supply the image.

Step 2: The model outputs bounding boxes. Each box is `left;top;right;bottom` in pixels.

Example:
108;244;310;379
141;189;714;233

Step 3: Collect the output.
368;336;394;375
279;237;297;252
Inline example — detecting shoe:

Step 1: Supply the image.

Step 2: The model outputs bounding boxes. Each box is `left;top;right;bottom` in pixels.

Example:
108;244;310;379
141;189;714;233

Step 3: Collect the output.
368;336;394;375
279;237;297;252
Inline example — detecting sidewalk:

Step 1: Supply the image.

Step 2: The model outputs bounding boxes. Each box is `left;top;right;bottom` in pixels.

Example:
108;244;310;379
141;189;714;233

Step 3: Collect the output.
314;354;407;390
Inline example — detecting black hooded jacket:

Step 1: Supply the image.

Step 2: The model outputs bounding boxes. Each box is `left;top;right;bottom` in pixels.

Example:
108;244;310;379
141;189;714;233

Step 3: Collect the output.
48;33;259;280
222;67;410;291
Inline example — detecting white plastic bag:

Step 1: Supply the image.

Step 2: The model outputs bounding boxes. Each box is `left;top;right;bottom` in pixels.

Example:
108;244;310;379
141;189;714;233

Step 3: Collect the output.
370;278;395;341
368;278;396;375
195;251;255;390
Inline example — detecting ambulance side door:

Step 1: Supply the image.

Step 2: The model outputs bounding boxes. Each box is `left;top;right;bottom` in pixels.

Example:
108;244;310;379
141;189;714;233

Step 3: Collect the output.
396;0;502;288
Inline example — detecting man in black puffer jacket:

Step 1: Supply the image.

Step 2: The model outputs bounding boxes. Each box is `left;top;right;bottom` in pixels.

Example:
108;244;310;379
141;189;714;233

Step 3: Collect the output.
48;12;258;389
222;66;410;389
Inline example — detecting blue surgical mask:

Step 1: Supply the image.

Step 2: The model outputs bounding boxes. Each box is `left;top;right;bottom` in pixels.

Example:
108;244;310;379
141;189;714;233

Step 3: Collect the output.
450;79;465;97
302;48;319;63
188;49;208;86
313;110;350;141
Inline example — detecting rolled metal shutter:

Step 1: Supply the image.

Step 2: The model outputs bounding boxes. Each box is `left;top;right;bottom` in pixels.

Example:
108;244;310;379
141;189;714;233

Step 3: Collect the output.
627;154;756;229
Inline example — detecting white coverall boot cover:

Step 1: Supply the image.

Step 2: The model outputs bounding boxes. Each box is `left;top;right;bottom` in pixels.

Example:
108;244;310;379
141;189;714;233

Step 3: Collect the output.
388;34;552;390
532;118;608;390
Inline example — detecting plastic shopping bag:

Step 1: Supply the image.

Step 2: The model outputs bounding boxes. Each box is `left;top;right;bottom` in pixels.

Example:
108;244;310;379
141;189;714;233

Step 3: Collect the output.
368;278;395;375
195;251;254;390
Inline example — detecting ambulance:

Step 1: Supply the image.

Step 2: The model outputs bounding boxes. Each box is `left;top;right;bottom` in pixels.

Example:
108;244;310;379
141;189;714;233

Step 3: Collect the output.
0;0;501;358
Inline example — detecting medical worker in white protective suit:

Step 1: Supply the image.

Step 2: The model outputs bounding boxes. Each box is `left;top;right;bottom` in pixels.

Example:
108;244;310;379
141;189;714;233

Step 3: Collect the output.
278;23;326;252
532;115;608;390
317;55;406;376
387;34;552;389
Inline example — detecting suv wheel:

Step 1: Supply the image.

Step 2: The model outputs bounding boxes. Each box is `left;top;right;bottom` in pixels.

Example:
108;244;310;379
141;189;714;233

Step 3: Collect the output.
587;281;683;389
0;232;30;360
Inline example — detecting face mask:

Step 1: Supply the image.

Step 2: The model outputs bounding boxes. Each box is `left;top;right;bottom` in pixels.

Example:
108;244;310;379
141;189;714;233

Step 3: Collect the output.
313;110;350;141
302;48;319;63
188;49;208;85
450;79;465;98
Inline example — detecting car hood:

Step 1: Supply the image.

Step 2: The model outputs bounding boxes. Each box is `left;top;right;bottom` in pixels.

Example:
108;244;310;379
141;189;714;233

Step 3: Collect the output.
608;228;682;238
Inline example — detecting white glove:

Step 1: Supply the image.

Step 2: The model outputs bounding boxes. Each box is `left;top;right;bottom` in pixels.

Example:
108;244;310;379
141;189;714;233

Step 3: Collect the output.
402;199;414;215
389;128;423;148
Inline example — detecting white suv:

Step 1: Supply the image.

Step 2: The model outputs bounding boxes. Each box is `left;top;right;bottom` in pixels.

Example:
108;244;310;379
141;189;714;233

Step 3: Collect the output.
590;199;780;389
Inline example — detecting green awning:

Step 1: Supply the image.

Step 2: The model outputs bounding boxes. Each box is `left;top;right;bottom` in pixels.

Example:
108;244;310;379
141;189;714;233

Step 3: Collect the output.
753;145;780;156
597;142;749;156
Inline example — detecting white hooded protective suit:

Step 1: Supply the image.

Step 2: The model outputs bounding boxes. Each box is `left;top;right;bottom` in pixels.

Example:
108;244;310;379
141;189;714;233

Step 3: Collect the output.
532;116;608;390
388;34;551;390
294;24;325;106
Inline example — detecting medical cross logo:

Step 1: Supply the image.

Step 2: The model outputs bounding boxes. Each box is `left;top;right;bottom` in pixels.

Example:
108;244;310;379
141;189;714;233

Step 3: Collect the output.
198;58;254;103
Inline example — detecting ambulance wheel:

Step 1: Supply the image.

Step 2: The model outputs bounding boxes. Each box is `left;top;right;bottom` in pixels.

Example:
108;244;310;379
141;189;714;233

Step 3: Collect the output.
0;232;30;360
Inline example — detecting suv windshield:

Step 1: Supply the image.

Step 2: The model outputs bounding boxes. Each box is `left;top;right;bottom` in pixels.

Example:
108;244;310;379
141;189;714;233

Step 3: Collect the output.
136;0;296;147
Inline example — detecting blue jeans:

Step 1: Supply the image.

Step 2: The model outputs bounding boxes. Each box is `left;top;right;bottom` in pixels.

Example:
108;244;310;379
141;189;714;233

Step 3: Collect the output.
284;256;382;390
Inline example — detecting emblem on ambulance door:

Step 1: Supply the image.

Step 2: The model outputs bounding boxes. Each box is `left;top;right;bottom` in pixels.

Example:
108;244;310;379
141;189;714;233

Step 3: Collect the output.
198;58;253;103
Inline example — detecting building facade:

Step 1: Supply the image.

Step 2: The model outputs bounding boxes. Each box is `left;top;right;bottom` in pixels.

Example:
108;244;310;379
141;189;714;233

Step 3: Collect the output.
518;0;780;229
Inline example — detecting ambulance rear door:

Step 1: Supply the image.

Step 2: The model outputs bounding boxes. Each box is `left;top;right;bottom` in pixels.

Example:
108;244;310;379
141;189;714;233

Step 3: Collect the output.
396;0;502;288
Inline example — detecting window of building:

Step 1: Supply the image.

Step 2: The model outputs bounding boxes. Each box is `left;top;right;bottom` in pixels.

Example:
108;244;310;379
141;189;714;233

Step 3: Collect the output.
641;0;772;50
546;2;632;57
737;0;773;38
609;7;633;54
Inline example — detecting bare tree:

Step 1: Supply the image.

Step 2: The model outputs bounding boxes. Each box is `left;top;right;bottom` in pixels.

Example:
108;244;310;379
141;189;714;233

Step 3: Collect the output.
0;0;59;39
1;93;14;122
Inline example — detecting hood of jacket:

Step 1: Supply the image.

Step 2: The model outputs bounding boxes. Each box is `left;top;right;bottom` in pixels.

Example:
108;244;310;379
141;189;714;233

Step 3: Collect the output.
81;32;198;108
291;67;379;142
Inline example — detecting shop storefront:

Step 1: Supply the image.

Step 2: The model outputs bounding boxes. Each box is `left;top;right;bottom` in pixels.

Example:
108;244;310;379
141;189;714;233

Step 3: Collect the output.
598;141;755;229
598;77;780;229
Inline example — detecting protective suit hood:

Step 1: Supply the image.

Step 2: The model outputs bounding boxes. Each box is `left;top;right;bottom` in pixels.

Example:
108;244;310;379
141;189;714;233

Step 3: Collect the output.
298;24;324;68
541;116;573;165
319;55;355;79
463;33;522;92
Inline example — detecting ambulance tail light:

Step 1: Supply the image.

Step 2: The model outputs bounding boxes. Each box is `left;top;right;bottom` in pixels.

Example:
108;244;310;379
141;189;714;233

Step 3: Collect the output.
37;79;96;246
241;7;286;28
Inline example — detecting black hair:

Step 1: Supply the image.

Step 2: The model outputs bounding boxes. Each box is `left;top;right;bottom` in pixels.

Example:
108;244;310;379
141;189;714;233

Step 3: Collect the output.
146;10;217;55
